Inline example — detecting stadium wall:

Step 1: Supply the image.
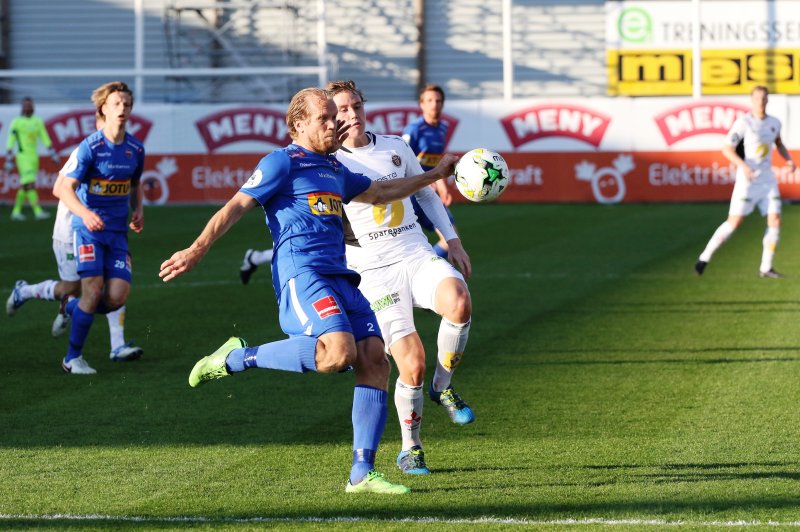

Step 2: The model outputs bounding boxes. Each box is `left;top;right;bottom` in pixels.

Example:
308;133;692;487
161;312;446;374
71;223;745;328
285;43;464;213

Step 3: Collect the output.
0;96;798;206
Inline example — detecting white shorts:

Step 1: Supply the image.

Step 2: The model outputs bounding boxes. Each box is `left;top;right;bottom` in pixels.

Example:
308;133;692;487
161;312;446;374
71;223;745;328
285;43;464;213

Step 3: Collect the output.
53;239;79;282
729;180;781;217
357;248;465;351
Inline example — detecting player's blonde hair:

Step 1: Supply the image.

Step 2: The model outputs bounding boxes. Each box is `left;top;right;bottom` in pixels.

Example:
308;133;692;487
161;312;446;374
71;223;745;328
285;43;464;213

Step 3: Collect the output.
751;85;768;96
286;87;329;140
326;80;367;104
91;81;134;120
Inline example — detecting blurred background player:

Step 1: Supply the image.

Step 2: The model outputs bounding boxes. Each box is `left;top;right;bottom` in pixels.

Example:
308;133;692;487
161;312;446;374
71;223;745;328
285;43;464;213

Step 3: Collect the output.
161;87;458;494
239;247;271;284
402;84;456;258
695;85;796;278
331;80;475;476
6;97;60;221
6;119;143;361
54;81;145;374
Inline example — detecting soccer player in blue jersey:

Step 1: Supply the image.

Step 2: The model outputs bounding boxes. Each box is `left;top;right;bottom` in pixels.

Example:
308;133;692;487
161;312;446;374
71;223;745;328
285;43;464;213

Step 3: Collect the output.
402;84;457;258
54;81;145;374
159;87;457;494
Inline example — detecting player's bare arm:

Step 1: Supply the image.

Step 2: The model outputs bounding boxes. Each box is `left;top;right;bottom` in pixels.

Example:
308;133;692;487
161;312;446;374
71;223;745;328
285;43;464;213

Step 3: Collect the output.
722;143;754;181
129;181;144;233
55;176;105;231
445;238;472;279
160;192;257;282
775;135;797;172
354;153;458;205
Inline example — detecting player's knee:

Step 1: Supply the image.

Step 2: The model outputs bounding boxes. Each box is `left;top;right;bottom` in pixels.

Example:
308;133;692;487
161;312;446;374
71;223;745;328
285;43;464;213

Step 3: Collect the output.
441;286;471;323
315;333;357;373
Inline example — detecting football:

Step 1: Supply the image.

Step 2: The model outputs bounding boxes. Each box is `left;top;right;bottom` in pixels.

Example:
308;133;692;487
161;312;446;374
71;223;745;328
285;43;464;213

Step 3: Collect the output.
453;148;510;202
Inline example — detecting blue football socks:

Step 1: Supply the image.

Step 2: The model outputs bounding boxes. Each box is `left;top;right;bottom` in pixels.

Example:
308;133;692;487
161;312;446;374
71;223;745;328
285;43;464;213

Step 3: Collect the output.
350;385;388;484
225;336;318;373
66;306;94;362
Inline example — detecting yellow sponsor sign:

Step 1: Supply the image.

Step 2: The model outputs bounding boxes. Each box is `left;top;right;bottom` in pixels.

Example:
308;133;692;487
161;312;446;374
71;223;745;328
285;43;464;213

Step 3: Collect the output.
608;48;800;95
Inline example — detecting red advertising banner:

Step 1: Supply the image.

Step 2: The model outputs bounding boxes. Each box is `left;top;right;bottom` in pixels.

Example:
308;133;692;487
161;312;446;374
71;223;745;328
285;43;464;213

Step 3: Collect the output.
6;150;798;207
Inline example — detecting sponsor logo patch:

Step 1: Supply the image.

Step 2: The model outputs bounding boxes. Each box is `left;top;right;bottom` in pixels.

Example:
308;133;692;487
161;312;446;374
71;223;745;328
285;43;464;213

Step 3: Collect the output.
89;178;130;196
312;295;342;319
78;244;95;263
308;192;343;216
370;292;400;312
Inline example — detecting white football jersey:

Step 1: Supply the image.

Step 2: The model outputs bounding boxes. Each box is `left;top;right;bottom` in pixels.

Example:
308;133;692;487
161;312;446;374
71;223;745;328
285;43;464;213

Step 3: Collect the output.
338;133;433;270
727;113;782;184
52;148;79;243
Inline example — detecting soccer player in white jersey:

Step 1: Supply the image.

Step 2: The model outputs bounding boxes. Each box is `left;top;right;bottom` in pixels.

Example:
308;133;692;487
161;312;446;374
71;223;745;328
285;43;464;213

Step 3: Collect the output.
695;85;796;278
329;80;474;475
6;126;143;363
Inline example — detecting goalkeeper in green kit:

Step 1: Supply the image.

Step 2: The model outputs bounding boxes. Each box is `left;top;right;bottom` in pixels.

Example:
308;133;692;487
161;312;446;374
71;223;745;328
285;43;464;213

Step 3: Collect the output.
6;97;59;220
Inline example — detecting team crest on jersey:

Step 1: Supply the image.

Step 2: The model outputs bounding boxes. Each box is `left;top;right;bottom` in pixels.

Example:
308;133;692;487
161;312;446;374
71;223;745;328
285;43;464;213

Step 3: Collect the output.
78;244;95;263
90;178;130;196
125;149;133;159
312;295;341;319
391;154;401;167
308;192;343;216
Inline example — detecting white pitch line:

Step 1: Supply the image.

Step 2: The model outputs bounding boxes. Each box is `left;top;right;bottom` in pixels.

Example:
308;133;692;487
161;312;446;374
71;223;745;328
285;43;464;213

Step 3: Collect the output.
2;514;800;527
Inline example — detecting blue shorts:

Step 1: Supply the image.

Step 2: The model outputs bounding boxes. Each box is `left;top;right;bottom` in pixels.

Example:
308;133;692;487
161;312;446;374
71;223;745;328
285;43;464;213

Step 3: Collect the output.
74;227;132;282
410;196;455;232
278;270;381;342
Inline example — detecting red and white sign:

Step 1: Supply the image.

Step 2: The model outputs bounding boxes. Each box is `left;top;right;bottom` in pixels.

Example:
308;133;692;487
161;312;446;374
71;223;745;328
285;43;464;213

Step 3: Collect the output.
1;96;798;205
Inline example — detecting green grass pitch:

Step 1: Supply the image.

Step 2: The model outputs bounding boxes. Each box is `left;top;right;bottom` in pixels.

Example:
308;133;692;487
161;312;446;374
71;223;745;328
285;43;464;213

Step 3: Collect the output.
2;202;800;530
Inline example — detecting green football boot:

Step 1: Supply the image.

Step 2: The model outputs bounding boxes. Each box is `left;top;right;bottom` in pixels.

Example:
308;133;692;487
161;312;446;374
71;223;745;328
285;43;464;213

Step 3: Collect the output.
345;470;410;494
188;337;247;388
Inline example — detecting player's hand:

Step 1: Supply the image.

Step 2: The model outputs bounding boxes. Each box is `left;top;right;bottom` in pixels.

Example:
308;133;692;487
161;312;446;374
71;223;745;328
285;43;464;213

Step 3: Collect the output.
159;248;201;282
82;210;104;232
334;119;351;149
433;179;453;206
129;208;144;233
741;164;755;181
434;153;459;180
786;160;797;175
446;239;472;280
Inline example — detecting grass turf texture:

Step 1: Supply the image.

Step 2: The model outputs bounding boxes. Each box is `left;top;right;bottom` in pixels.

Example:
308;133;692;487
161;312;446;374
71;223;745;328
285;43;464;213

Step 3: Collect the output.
2;202;800;530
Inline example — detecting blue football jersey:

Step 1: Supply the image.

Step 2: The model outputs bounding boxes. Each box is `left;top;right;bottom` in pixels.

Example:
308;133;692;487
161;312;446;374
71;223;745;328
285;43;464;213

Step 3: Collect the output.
65;130;145;232
239;144;372;296
402;116;448;171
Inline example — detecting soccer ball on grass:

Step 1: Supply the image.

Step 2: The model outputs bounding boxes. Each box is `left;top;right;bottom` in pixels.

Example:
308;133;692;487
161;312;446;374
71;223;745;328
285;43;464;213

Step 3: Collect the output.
453;148;510;203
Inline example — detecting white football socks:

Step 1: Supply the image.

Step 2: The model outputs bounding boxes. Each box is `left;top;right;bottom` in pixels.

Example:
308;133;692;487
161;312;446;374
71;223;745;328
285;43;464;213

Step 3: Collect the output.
22;279;58;301
394;379;424;451
699;221;735;262
250;249;274;266
432;318;471;393
760;227;780;273
106;306;126;351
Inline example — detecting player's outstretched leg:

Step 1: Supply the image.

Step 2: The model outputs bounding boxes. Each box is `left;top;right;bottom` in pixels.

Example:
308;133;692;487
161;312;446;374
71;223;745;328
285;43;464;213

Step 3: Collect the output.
188;337;248;387
6;280;29;316
429;384;474;425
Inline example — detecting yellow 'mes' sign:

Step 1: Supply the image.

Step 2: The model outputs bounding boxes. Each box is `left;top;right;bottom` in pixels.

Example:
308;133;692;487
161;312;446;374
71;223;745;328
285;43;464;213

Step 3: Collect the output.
608;48;800;96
